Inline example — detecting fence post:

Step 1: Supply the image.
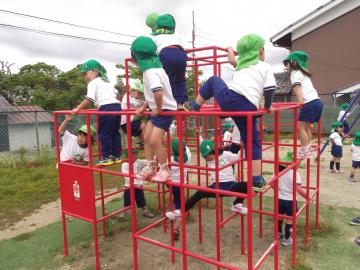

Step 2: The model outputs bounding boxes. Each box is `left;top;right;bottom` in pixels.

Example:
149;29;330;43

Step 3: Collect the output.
35;111;40;153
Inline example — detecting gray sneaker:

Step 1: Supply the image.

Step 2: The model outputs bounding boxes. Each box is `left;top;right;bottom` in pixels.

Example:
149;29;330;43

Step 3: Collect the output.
281;237;293;246
348;176;357;182
350;216;360;226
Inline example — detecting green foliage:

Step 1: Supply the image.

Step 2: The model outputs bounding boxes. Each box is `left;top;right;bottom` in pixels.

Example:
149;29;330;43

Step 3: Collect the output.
186;67;204;101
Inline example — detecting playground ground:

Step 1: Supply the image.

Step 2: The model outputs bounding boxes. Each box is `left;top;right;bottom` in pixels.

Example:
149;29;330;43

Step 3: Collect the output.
1;141;360;269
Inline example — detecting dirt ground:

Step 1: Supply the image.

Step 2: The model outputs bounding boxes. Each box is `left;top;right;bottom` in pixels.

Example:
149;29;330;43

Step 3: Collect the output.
1;142;360;269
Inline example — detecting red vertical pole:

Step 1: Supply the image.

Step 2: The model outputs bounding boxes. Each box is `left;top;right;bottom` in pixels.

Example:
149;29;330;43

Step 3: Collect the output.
273;111;280;270
316;118;321;229
214;116;221;270
246;114;253;270
292;107;299;267
100;173;106;238
93;223;100;270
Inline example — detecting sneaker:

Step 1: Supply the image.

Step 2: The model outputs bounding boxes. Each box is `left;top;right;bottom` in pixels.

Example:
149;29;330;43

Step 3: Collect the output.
281;237;293;246
278;232;284;240
142;207;155;218
350;216;360;226
230;203;248;215
173;227;180;241
328;169;336;173
355;236;360;246
110;155;122;164
334;170;344;174
348;176;357;182
118;210;128;218
96;158;114;166
152;168;171;183
135;166;155;181
297;148;307;160
252;176;267;192
165;210;182;220
305;150;313;159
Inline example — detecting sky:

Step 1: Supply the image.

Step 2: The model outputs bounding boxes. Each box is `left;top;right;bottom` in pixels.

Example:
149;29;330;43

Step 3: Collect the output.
0;0;330;84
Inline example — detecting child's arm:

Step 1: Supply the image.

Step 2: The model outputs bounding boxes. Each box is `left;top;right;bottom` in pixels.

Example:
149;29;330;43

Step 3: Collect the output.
296;185;307;199
136;101;148;115
227;47;236;68
58;114;73;136
292;85;304;104
152;90;163;116
72;99;92;115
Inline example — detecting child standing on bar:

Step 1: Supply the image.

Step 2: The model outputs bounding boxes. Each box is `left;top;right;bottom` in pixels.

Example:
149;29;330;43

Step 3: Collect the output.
191;34;276;192
130;36;177;183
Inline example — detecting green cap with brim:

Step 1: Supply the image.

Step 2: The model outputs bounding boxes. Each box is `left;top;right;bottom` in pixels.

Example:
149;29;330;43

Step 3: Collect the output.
81;59;109;82
353;131;360;146
129;79;144;93
172;139;188;163
222;123;234;130
152;14;176;35
279;151;293;169
146;12;159;32
130;36;163;72
200;140;215;158
331;121;343;129
340;103;349;110
235;34;265;71
284;51;309;72
123;148;139;158
78;125;96;137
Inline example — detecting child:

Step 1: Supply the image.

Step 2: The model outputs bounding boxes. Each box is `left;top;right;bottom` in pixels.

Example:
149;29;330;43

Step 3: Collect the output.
72;59;122;166
130;36;177;182
222;122;234;148
329;121;344;173
121;149;154;218
146;13;188;109
165;139;192;220
337;103;351;137
191;34;276;191
120;79;146;145
348;131;360;182
58;114;96;165
272;152;307;246
166;140;248;240
283;51;323;160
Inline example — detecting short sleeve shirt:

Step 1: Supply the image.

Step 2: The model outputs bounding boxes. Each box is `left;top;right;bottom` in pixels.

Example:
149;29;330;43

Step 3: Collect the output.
86;77;120;108
60;131;89;162
290;70;319;104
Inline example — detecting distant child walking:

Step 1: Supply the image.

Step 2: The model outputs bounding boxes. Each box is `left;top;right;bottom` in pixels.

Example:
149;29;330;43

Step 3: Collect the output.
329;121;344;173
121;149;154;218
222;122;234;148
120;79;146;145
337;103;351;137
146;13;188;109
130;36;177;183
348;131;360;182
72;59;122;166
58;114;96;165
191;34;276;191
283;51;323;160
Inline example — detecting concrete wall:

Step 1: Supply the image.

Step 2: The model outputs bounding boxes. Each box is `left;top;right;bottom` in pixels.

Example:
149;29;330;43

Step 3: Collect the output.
9;124;52;151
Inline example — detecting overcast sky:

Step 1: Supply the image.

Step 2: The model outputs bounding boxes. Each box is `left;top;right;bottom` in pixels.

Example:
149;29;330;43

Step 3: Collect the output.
0;0;329;84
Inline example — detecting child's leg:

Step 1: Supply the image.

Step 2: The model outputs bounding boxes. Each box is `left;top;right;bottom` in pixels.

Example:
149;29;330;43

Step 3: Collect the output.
231;182;247;205
194;76;229;108
185;190;216;212
298;121;309;147
335;157;342;172
124;189;130;207
143;121;155;160
172;186;181;210
150;126;168;165
134;188;146;208
330;157;335;171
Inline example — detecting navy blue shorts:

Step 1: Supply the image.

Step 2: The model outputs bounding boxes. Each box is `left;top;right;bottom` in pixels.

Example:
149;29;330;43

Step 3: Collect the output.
199;76;261;160
279;199;298;216
298;99;323;123
121;119;142;137
343;121;350;134
149;110;175;131
352;160;360;169
331;144;342;158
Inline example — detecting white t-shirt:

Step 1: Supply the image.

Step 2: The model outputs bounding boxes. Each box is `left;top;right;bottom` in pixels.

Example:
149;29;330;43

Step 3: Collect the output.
143;68;177;111
60;131;89;162
337;110;351;121
151;33;184;54
227;61;276;109
351;144;360;161
207;151;239;183
86;77;120;108
170;147;192;182
223;131;232;146
330;132;342;146
121;94;144;125
122;159;147;187
232;125;241;144
278;169;302;201
290;70;319;104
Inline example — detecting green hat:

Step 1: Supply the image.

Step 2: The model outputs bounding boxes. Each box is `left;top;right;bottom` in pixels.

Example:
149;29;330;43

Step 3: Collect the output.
171;139;188;163
279;151;293;168
331;121;343;129
129;79;144;93
152;14;176;35
78;125;96;137
284;51;309;72
80;59;109;82
340;103;349;110
123;148;139;158
146;12;159;31
235;34;265;71
130;36;163;72
222;123;234;130
200;140;215;158
353;131;360;146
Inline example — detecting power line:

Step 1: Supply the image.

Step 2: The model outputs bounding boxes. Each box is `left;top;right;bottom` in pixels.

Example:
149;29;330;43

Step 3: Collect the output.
0;23;131;46
0;8;137;38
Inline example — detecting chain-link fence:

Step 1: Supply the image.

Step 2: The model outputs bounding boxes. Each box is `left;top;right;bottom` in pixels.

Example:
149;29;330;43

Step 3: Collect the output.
0;92;359;155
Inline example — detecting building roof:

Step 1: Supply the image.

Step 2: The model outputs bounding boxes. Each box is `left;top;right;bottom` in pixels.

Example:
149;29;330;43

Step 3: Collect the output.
270;0;359;48
275;72;292;95
0;96;14;112
7;106;54;125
